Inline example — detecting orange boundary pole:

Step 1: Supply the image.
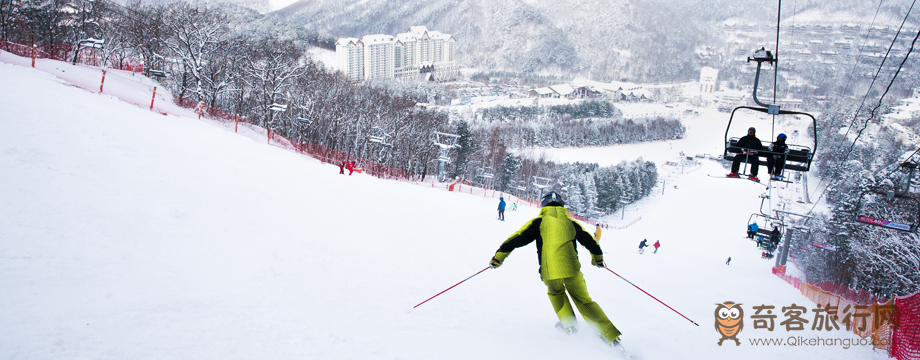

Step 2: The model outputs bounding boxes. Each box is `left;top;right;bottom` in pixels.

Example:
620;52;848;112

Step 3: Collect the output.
149;87;157;110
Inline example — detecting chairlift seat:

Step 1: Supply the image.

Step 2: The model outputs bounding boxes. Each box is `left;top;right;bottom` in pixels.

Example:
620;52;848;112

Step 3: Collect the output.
724;138;813;172
269;103;287;112
149;70;167;78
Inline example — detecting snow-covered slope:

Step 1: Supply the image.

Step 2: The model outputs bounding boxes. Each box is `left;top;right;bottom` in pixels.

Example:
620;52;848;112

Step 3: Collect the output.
0;57;888;359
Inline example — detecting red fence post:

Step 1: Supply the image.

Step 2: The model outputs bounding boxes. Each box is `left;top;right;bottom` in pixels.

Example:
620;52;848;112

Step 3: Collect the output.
198;103;203;119
235;116;239;133
31;44;36;67
99;70;106;93
150;86;157;110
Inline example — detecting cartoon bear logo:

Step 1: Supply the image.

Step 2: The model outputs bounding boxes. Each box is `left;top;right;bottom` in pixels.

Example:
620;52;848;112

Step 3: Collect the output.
715;301;744;346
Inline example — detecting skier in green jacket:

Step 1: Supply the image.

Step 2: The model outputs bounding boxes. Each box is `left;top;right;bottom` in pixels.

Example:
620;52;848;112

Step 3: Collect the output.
488;191;622;346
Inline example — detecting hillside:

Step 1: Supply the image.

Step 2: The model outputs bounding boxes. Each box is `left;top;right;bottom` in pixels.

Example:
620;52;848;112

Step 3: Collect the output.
270;0;916;84
0;52;893;359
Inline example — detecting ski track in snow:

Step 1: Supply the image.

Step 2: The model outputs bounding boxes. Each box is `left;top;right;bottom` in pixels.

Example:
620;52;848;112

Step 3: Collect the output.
0;55;887;359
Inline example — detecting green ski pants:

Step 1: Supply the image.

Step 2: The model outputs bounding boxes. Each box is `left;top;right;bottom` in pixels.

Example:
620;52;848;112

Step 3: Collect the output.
543;271;621;342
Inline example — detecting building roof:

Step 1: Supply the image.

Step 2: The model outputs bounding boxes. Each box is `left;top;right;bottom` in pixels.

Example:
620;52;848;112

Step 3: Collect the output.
395;32;416;43
335;38;360;46
361;34;395;45
549;84;575;96
408;26;430;38
532;87;554;95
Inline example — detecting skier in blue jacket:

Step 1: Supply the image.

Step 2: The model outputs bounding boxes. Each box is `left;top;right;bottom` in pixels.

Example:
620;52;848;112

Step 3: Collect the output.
747;223;759;239
638;239;649;254
497;196;506;221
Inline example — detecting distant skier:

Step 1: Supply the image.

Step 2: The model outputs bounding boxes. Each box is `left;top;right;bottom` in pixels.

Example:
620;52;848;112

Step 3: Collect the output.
339;161;346;175
497;196;506;221
594;225;602;241
638;239;649;254
766;133;789;180
747;222;759;239
728;127;764;182
347;161;356;175
511;203;518;211
653;240;660;254
726;257;732;265
488;191;623;346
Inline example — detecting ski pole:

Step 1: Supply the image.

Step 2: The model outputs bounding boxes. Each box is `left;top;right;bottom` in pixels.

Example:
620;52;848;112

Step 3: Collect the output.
604;267;699;326
414;266;490;308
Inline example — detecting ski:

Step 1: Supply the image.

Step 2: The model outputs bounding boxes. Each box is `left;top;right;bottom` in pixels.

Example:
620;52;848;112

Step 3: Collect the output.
612;342;638;360
707;174;769;188
554;322;577;335
602;335;638;360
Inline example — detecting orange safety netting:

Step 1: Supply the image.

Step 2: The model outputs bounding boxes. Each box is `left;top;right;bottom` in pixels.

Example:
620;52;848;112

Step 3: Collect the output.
772;267;920;358
892;292;920;360
1;41;143;73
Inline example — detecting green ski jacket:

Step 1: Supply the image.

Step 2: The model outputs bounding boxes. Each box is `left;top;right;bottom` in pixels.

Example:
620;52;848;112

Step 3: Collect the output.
493;206;603;280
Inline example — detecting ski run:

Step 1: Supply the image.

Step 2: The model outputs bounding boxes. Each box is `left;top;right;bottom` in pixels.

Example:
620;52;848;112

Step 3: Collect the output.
0;53;889;359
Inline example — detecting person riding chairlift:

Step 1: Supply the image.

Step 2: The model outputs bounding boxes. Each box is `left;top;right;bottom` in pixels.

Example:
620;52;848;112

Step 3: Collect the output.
728;127;764;182
766;133;789;180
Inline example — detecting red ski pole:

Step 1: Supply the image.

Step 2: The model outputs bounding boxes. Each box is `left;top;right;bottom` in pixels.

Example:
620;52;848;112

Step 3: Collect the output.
414;266;491;308
605;267;699;326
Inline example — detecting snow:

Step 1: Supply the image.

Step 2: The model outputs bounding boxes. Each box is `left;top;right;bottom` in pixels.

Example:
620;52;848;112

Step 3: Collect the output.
0;53;889;359
307;47;337;72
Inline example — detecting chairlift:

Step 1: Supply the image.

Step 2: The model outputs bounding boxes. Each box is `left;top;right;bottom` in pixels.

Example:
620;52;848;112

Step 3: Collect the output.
532;176;553;198
269;103;287;112
532;176;552;189
746;213;784;237
432;131;461;150
147;40;167;78
367;125;393;148
72;38;104;64
854;187;920;233
722;47;817;176
297;117;312;125
79;38;104;49
432;131;461;181
479;162;495;180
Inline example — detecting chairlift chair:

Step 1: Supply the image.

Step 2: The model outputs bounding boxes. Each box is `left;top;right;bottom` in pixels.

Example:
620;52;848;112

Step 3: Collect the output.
532;176;553;198
723;47;818;175
149;69;167;78
367;125;393;148
432;131;461;150
747;213;784;237
72;38;104;64
297;117;312;125
854;187;920;233
269;103;288;112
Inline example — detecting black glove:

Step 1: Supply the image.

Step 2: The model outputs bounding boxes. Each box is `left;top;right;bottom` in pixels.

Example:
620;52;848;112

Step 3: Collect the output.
591;254;606;268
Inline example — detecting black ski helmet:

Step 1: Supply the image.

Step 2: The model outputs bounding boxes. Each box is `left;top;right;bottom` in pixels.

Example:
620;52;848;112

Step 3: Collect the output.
541;191;565;208
748;127;756;135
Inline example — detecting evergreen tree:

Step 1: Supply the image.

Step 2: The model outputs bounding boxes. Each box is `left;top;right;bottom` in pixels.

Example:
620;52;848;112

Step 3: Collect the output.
583;173;599;217
450;120;476;178
498;153;521;192
566;180;586;215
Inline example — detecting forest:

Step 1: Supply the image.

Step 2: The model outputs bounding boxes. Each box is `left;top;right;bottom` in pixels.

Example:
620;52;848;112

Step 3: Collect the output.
779;99;920;298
